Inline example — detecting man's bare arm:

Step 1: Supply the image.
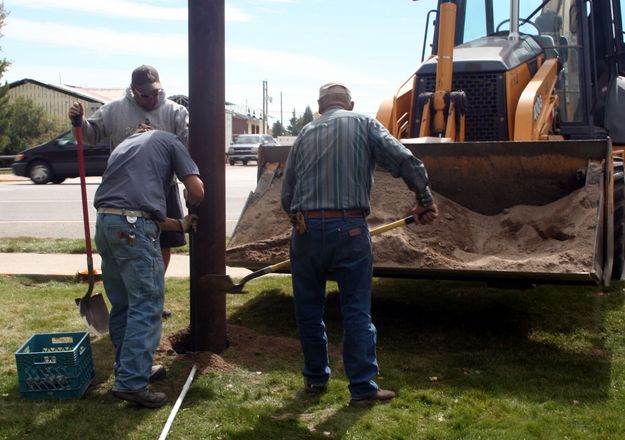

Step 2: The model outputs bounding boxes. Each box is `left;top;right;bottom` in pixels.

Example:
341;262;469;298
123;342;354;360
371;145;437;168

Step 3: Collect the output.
181;175;204;207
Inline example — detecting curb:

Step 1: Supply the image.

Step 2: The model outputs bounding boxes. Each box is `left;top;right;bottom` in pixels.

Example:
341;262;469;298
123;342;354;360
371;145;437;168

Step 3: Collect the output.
0;175;27;182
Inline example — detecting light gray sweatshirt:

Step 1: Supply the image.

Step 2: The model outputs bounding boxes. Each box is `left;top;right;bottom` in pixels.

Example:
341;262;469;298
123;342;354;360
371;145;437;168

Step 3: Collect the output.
77;88;189;149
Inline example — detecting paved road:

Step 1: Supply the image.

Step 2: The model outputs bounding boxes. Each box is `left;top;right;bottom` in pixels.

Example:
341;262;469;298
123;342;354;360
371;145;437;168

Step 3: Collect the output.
0;164;258;238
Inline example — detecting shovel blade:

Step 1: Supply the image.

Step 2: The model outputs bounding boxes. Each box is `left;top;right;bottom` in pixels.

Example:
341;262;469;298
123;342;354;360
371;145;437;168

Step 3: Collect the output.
76;292;109;336
199;274;247;294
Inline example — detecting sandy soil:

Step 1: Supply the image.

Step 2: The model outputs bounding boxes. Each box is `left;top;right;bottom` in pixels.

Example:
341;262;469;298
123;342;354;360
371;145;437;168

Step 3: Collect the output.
227;167;601;275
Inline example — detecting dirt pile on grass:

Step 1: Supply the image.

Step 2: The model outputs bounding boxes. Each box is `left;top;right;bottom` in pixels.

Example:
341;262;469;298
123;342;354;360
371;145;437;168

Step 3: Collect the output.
159;325;324;373
157;327;233;373
227;168;599;274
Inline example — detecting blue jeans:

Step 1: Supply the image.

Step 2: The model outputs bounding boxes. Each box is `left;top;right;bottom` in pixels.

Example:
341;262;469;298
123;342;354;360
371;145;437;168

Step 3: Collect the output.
290;216;379;399
95;214;164;392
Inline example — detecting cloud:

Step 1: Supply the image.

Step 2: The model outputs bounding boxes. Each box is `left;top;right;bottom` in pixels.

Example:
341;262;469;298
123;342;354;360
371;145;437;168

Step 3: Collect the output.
6;17;386;89
5;18;187;58
16;0;250;22
227;45;384;87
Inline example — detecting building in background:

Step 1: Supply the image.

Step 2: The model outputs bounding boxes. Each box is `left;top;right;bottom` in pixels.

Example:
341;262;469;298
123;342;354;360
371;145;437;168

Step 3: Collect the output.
231;110;262;137
7;79;123;121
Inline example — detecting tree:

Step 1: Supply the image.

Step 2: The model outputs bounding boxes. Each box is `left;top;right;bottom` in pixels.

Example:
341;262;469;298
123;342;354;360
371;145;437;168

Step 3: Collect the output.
271;120;284;138
286;105;314;136
3;97;63;154
287;108;299;135
301;105;314;126
0;2;12;152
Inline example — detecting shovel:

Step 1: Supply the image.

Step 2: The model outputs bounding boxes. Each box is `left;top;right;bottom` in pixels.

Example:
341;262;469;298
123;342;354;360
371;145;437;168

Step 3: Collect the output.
72;120;109;335
201;214;418;294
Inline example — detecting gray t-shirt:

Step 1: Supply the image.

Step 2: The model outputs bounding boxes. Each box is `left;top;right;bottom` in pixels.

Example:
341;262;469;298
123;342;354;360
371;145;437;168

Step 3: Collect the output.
94;130;199;220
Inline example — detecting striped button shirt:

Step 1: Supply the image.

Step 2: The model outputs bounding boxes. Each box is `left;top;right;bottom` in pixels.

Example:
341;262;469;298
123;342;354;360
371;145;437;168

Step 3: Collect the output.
281;107;433;214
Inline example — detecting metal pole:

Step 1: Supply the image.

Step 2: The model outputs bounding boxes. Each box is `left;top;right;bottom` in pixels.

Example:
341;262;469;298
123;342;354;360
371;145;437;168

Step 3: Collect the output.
509;0;520;40
158;365;197;440
188;0;227;353
262;80;268;134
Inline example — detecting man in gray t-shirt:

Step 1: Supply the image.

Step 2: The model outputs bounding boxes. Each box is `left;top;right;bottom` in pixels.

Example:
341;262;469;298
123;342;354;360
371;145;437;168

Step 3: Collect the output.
94;127;203;409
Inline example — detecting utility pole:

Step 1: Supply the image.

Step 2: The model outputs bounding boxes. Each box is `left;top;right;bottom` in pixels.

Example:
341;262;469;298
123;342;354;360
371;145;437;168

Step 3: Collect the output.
262;80;268;134
280;91;283;129
188;0;227;353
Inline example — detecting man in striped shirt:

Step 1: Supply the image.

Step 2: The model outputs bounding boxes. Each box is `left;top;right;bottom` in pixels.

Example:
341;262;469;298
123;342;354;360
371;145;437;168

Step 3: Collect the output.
281;82;438;407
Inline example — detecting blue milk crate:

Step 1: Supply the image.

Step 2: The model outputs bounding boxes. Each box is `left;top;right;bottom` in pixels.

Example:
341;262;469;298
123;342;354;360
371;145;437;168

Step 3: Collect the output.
15;332;95;400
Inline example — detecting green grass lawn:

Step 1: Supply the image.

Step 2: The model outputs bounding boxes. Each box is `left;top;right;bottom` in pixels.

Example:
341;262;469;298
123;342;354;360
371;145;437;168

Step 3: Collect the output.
1;274;625;439
0;237;234;254
0;237;98;254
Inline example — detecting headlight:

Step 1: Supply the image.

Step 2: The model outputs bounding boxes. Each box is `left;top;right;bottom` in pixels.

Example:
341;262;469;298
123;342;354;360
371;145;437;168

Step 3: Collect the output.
15;153;25;161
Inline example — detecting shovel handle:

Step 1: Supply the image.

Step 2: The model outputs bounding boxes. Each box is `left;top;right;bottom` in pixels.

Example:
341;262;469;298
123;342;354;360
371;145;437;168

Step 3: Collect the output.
75;126;95;289
370;215;415;236
238;259;291;286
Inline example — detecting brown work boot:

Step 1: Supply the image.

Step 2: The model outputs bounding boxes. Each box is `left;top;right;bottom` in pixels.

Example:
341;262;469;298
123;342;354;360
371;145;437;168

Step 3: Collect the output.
112;389;168;408
349;389;396;407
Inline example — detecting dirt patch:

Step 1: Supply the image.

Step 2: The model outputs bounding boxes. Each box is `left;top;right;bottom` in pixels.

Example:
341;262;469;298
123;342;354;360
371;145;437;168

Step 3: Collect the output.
158;325;339;373
223;324;303;365
227;167;600;274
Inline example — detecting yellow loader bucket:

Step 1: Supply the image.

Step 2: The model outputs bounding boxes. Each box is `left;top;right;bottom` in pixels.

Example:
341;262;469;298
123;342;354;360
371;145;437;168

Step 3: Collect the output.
227;139;615;286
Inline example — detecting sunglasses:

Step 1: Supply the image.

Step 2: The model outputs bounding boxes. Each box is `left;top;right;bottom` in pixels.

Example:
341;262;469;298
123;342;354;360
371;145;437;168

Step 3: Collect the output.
136;88;161;99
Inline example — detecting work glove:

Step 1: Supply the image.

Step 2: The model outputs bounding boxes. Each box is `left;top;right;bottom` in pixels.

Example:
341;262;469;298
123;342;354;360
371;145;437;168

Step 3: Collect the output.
68;102;84;127
412;203;439;225
179;214;199;233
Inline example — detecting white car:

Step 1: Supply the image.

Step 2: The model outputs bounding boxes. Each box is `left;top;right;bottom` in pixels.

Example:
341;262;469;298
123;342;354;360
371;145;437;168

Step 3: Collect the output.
227;134;279;166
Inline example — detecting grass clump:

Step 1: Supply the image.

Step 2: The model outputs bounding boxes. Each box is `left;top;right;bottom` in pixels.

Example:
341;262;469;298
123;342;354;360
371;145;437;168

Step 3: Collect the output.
0;237;190;254
0;237;92;254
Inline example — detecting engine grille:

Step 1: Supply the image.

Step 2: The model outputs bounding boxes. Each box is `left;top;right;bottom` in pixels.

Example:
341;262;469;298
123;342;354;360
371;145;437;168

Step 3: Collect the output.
412;71;507;141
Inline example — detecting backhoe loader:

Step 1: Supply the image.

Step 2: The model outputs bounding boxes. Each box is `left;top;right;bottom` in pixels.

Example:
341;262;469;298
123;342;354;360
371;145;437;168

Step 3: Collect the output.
227;0;625;286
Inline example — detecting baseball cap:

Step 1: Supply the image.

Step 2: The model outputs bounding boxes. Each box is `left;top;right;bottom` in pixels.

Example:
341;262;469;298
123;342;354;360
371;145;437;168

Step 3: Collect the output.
318;82;351;100
131;65;162;94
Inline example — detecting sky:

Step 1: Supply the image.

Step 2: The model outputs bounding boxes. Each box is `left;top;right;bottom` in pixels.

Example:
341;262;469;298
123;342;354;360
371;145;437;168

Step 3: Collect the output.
1;0;438;124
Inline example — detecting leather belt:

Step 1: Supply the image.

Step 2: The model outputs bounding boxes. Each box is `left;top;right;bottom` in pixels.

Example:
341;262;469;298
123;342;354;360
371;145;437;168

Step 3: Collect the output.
97;207;153;219
306;209;365;219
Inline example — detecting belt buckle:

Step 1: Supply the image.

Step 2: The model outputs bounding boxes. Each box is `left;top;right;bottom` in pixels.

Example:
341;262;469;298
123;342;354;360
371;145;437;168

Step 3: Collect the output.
126;215;137;224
